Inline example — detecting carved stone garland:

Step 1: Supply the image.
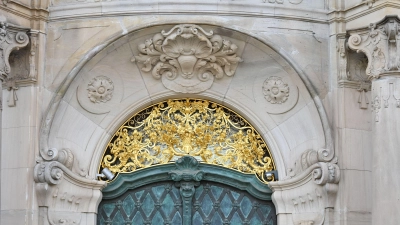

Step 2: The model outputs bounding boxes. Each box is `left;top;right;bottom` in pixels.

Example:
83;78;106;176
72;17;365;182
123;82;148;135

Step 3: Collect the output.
100;98;275;183
132;24;242;93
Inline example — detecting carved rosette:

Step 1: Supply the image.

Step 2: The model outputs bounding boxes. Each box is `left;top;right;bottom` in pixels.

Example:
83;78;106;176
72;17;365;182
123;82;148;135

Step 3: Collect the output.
132;24;242;93
87;75;114;103
262;76;290;104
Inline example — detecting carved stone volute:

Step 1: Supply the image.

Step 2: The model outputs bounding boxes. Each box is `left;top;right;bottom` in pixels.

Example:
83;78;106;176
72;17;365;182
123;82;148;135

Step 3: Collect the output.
348;16;400;79
0;21;29;81
34;148;106;225
269;149;340;225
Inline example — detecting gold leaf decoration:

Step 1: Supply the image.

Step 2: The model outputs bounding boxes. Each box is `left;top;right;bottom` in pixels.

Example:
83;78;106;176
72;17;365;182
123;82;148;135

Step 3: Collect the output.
99;99;275;183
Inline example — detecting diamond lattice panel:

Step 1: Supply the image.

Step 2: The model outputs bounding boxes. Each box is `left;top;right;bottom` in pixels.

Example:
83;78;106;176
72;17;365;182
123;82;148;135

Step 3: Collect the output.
98;181;276;225
192;182;276;225
98;181;183;225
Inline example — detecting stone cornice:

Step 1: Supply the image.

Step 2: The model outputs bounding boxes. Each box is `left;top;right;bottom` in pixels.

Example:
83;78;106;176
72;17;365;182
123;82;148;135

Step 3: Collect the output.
48;1;328;23
0;3;49;22
328;0;400;25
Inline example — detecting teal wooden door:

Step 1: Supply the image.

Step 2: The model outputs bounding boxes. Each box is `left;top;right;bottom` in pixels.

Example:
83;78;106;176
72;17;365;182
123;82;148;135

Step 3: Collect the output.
97;157;277;225
98;181;276;225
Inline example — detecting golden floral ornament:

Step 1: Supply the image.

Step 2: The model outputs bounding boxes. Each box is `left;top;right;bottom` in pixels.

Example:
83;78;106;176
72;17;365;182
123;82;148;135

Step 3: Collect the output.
131;24;243;93
99;99;275;183
263;76;290;104
87;75;114;103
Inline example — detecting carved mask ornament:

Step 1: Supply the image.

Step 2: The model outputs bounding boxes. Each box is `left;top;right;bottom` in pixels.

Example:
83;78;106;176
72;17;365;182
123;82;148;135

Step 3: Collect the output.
132;24;242;93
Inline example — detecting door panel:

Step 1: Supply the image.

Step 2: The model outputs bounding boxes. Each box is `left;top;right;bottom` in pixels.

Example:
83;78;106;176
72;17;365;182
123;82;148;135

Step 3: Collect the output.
98;181;276;225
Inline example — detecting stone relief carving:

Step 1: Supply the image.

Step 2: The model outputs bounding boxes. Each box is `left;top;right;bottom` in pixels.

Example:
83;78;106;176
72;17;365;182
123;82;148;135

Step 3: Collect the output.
0;20;38;107
269;149;340;225
255;71;299;114
348;16;400;114
132;24;242;93
0;21;29;79
77;65;123;114
348;17;400;80
34;148;106;225
371;78;400;122
263;76;290;104
87;75;114;103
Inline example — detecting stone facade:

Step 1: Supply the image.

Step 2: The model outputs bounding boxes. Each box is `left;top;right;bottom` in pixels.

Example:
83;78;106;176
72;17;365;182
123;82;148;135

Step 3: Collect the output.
1;0;400;224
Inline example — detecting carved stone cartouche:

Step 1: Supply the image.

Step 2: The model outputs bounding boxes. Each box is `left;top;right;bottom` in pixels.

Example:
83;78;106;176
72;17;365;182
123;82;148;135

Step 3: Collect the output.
132;24;242;93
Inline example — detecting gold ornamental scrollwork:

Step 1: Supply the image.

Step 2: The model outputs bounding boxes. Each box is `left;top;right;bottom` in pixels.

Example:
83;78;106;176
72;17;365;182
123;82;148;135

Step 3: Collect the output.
99;99;276;183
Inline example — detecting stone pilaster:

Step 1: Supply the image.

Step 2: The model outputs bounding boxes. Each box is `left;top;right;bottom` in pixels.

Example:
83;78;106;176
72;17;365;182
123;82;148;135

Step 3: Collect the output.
348;16;400;224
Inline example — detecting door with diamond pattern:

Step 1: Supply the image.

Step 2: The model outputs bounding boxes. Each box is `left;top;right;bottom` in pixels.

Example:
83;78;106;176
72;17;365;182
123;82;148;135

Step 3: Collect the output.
98;180;276;225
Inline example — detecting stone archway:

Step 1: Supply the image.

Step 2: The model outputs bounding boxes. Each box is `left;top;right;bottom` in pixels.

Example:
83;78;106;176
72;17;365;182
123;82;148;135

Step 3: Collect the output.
34;23;339;225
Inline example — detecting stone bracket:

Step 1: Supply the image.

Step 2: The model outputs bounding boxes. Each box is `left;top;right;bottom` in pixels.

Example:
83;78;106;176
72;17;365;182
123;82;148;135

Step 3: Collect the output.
34;150;106;225
270;150;340;225
0;19;37;107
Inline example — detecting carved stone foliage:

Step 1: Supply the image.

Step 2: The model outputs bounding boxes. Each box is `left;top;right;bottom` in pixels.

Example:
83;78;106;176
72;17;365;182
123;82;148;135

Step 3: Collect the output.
348;16;400;80
269;149;340;225
34;148;106;225
263;76;290;104
132;24;242;93
87;75;114;103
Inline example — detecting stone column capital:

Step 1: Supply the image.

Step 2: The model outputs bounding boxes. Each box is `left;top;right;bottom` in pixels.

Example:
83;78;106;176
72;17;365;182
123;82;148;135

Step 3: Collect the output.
0;21;30;81
348;16;400;80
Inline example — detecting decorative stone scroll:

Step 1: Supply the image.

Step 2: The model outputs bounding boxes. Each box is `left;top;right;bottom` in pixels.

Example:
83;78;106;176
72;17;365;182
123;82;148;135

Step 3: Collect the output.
0;20;38;107
132;24;242;93
269;149;340;225
34;148;106;225
348;16;400;80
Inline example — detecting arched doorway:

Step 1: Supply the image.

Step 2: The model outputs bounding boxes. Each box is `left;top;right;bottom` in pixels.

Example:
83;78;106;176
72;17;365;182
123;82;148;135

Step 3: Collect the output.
96;99;278;224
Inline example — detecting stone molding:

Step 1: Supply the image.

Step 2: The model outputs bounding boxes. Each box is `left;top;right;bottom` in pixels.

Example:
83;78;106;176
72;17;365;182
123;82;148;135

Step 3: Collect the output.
34;149;107;225
269;152;340;225
48;2;328;23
